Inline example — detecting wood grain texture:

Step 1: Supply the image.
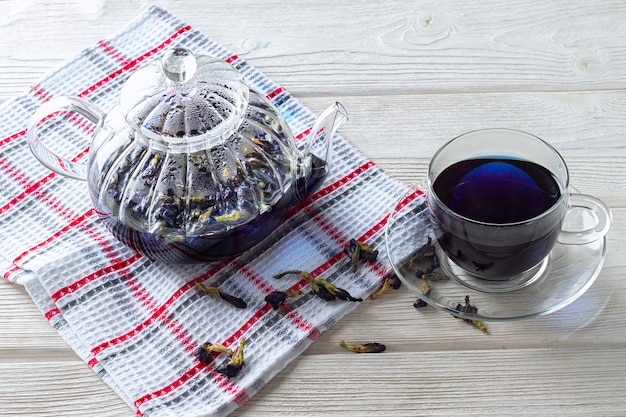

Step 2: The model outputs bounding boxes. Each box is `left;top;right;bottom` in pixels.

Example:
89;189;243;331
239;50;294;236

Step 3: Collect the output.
3;1;626;99
231;348;626;417
1;1;626;416
0;361;130;417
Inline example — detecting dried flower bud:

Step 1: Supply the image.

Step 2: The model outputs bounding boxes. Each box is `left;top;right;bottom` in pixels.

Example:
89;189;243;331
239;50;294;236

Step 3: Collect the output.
195;342;234;364
195;346;214;364
334;287;363;302
339;340;386;353
357;243;378;263
429;253;441;271
273;270;362;303
218;292;247;309
413;287;432;309
408;238;441;275
265;290;303;310
311;281;337;301
413;298;428;309
345;239;379;272
370;273;402;299
215;338;246;378
312;278;362;303
453;295;488;334
196;283;248;309
215;363;244;378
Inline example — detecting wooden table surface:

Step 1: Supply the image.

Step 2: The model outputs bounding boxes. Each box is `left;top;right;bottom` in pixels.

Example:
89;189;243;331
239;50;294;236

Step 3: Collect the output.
1;1;625;415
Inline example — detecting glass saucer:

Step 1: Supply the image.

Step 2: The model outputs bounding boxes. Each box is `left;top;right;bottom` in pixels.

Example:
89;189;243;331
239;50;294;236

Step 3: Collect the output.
384;191;608;321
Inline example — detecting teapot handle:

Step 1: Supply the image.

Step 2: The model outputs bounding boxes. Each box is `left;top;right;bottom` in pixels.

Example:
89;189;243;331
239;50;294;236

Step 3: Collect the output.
28;96;105;181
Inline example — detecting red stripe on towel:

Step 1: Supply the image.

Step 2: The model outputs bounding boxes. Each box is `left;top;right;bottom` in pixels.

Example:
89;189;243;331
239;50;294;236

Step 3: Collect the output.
97;40;130;64
265;86;285;100
78;25;193;98
131;186;404;410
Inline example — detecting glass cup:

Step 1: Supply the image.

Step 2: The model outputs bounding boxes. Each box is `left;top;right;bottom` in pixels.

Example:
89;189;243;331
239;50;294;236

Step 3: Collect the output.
427;128;612;282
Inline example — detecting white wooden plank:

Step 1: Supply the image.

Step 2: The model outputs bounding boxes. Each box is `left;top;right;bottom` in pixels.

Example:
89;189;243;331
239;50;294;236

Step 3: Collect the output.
0;360;132;417
0;280;71;349
3;1;626;100
232;348;626;416
1;348;624;416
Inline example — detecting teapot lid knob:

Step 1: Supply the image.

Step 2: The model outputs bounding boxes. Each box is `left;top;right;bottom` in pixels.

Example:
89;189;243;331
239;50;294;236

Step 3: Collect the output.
161;48;197;83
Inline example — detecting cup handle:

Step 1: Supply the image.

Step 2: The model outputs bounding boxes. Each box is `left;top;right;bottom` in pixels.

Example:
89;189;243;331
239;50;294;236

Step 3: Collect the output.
558;193;613;245
28;96;104;181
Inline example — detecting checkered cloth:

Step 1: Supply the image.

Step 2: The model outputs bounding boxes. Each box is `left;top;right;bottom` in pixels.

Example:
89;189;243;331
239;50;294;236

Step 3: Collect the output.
0;6;424;417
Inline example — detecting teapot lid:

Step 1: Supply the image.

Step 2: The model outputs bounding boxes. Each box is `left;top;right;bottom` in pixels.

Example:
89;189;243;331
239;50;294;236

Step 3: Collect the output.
119;48;249;151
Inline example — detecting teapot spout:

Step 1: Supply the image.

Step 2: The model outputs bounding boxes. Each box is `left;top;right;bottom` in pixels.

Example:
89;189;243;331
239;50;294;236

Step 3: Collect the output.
295;102;349;202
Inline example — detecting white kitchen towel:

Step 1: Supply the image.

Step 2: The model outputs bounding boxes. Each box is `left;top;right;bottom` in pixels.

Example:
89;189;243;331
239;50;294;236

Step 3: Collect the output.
0;5;425;417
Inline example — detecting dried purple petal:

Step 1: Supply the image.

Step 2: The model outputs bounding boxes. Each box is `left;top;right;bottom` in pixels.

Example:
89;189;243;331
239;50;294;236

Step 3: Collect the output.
412;237;436;259
334;287;363;302
413;298;428;309
358;248;379;263
218;291;247;309
312;277;362;303
217;338;246;377
195;346;214;364
265;290;303;310
408;238;440;275
312;283;336;301
472;261;494;272
413;286;432;309
453;295;488;333
428;253;441;272
346;239;357;250
390;274;402;289
195;342;233;364
265;291;288;309
454;295;478;315
140;166;159;182
215;363;244;378
345;239;379;272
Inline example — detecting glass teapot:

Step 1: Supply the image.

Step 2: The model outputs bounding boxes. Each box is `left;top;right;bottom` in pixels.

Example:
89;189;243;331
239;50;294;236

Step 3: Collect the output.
28;48;348;263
